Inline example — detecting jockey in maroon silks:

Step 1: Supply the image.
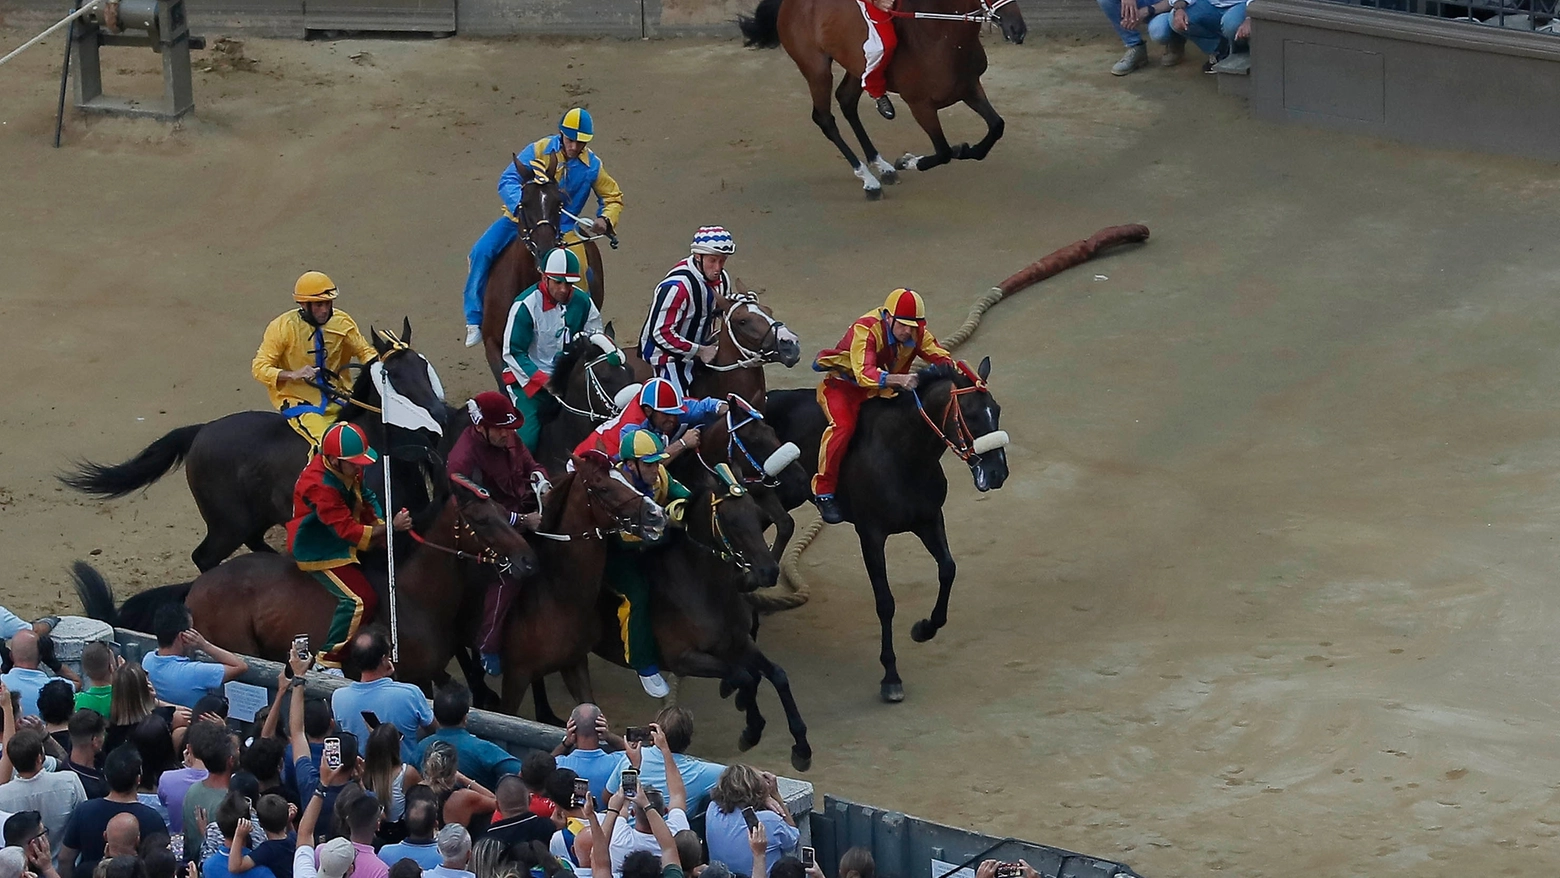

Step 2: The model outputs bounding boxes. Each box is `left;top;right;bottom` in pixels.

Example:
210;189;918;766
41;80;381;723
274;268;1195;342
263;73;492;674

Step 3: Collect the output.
861;0;901;120
445;391;547;676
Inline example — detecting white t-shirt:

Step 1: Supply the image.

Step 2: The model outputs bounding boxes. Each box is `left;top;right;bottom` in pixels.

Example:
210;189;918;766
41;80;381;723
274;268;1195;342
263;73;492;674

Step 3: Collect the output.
607;808;689;878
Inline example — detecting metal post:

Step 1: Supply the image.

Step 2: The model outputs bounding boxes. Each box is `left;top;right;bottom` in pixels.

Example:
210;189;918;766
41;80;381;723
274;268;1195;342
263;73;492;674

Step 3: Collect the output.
53;0;83;148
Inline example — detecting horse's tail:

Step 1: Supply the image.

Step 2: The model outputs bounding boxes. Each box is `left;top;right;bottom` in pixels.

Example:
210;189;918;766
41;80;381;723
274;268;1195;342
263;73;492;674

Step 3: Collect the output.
71;561;120;624
58;423;205;498
71;561;192;634
738;0;784;48
116;583;194;634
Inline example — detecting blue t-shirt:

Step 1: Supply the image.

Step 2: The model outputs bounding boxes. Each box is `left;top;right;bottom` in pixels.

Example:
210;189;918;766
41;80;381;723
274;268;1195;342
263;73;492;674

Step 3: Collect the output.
331;678;433;764
556;748;626;803
410;728;521;790
378;840;442;871
252;837;296;878
204;847;276;878
604;749;723;814
1;667;52;718
142;652;227;708
0;608;31;640
704;804;798;876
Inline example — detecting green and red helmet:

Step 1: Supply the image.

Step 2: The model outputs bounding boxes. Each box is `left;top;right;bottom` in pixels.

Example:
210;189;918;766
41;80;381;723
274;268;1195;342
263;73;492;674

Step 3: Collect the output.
321;423;378;466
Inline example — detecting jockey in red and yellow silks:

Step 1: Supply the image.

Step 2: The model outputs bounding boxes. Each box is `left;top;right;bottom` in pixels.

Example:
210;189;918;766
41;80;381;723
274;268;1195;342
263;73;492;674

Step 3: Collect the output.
860;0;900;120
810;288;954;524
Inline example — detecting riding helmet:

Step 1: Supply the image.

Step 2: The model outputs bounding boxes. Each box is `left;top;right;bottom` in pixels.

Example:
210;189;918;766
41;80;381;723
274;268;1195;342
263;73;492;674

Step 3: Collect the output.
321;423;378;466
541;248;583;283
467;391;522;429
620;428;670;464
690;225;736;256
558;107;594;142
884;288;927;324
294;271;339;303
639;378;687;415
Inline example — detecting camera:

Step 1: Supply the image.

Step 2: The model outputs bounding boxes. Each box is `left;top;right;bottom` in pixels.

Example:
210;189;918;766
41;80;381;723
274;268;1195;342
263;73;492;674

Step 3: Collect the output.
293;634;310;662
801;848;816;869
573;777;590;809
621;768;639;797
625;726;651;744
323;737;341;770
741;806;760;831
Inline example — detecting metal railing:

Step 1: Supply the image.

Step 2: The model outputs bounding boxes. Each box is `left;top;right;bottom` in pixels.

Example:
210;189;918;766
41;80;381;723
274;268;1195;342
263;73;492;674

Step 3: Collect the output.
1312;0;1560;33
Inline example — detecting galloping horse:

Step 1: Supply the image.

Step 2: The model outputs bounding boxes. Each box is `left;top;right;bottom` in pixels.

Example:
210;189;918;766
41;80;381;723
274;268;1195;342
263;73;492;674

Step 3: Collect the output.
60;322;450;572
738;0;1026;198
73;472;539;690
766;359;1009;701
533;333;640;476
628;289;801;411
691;395;809;562
479;152;612;385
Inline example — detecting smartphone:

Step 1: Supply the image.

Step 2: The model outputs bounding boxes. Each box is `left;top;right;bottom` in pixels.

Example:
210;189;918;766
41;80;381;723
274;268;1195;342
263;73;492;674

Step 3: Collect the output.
620;768;639;798
361;711;381;730
741;806;760;831
292;634;310;662
801;848;816;869
625;726;651;744
573;777;590;809
995;865;1023;878
323;736;341;770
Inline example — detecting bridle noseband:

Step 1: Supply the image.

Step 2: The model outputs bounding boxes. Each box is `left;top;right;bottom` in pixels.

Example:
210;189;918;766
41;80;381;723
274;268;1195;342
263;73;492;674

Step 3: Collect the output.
407;515;520;575
696;400;780;489
553;335;626;424
912;381;1000;465
702;295;792;373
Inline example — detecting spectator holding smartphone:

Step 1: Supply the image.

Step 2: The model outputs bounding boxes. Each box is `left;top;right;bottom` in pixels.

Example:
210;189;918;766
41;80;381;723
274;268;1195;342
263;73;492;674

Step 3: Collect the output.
552;705;625;804
603;711;717;815
598;782;679;878
703;765;796;878
601;724;688;878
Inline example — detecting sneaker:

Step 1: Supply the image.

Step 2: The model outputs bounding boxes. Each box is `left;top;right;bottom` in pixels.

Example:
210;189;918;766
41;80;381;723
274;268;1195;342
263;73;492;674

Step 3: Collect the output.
813;494;844;525
1160;39;1184;66
480;652;503;676
875;95;896;120
639;669;670;698
1111;44;1149;76
465;324;482;347
1210;52;1250;74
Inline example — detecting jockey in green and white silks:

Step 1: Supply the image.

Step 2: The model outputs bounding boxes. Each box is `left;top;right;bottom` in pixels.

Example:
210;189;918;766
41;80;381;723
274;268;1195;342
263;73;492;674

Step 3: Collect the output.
501;247;604;451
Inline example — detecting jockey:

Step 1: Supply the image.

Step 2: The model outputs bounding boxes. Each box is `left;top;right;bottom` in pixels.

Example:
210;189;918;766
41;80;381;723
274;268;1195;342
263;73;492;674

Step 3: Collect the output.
502;247;605;452
639;226;737;397
605;429;691;698
446;391;547;677
810;288;955;524
286;422;412;669
574;377;726;462
462;108;625;346
860;0;900;120
251;271;378;447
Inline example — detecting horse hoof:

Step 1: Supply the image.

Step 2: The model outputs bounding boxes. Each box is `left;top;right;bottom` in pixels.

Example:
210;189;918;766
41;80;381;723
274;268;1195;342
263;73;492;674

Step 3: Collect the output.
791;747;813;773
864;187;882;201
911;619;938;642
880;170;899;185
896;153;920;171
954;143;972;160
881;682;905;703
718;679;736;699
738;728;763;751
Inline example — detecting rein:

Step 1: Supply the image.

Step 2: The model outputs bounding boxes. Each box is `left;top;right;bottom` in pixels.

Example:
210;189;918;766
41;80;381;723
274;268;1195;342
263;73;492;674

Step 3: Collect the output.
685;491;754;573
406;518;517;575
911;382;995;463
554;343;625;423
885;0;1017;22
701;297;790;373
696;404;779;489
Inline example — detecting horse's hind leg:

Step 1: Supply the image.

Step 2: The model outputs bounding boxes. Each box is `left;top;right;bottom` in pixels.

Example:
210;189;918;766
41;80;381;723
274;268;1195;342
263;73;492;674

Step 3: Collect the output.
191;522;248;572
857;527;904;702
797;55;879;198
909;512;957;643
530;675;566;727
244;528;278;555
962;84;1005;161
896;100;960;173
835;75;898;185
753;650;811;772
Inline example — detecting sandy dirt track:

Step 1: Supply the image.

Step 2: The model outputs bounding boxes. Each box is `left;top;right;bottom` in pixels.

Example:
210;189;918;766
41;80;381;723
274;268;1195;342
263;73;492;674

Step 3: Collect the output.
5;26;1560;878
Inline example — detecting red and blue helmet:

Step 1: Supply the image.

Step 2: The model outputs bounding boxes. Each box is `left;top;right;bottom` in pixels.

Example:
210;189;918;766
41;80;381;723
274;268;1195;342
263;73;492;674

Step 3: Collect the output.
639;377;686;415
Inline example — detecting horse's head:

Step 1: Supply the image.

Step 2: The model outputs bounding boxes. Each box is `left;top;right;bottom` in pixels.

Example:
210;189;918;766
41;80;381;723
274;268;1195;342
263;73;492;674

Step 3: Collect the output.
917;356;1009;492
995;0;1027;44
547;329;637;423
700;394;808;505
698;467;780;591
370;318;449;434
449;473;539;579
719;291;802;368
573;451;669;542
516;154;563;261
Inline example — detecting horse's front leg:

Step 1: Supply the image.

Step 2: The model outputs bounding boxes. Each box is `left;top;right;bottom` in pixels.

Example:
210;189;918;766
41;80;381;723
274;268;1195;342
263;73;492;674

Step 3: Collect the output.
961;84;1005;160
896;99;963;172
909;512;957;642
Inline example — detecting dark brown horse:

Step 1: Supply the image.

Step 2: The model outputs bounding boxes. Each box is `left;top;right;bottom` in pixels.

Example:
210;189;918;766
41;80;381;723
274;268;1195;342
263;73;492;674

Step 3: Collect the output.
627;289;802;412
497;452;669;719
72;474;539;691
739;0;1026;198
479;154;612;385
691;394;809;562
533;332;640;477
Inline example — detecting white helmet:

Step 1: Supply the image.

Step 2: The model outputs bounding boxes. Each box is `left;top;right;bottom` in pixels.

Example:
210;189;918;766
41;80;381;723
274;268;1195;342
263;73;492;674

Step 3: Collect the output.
690;226;736;256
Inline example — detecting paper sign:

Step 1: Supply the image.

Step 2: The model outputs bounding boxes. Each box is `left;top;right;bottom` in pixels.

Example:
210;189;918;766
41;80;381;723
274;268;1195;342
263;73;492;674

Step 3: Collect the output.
931;859;977;878
225;681;271;722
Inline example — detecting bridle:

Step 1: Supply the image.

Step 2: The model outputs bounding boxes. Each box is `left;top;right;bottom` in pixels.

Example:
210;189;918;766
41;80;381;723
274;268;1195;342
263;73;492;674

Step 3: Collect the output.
531;466;665;543
884;0;1018;24
511;153;560;263
701;294;792;373
407;516;521;575
696;399;781;489
682;464;756;574
554;336;627;423
912;379;1002;464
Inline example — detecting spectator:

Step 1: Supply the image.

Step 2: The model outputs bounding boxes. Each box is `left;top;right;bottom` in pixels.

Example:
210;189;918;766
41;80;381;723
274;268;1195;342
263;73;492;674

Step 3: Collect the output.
281;698;330;803
20;835;60;878
286;744;351;878
338;788;388;878
241;739;290;807
769;858;804;878
99;857;145;878
703;765;796;878
388;862;421;878
3;632;56;720
102;813;142;859
363;725;421;838
330;634;432;767
40;683;77;755
182;722;235;861
411;685;518;790
4;811;47;849
1145;0;1247;71
520;754;556;820
672;833;702;878
141;848;179;878
65;711;109;800
192;695;230;725
201;774;266;861
484;776;550;849
466;838;509;878
73;647;115;720
106;665;187;757
155;731;207;836
425;825;475;878
377;799;441;871
510;840;568;878
142;606;247;710
201;792;273;878
0;845;25;878
553;705;624;804
0;729;87;862
223;793;296;878
57;746;168;878
838;848;874;878
542;770;587;867
603;725;689;878
417;743;493;833
604;710;718;816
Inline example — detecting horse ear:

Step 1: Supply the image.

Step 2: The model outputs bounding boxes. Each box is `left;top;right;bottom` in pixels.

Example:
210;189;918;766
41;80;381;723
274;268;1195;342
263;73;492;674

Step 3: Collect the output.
978;357;992;382
370;326;387;355
401;317;413;345
603;321;617;341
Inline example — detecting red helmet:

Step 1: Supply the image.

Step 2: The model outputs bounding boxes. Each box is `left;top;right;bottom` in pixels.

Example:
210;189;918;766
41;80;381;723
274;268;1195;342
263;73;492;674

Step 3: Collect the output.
321;423;378;466
639;378;686;414
466;391;522;429
883;288;927;324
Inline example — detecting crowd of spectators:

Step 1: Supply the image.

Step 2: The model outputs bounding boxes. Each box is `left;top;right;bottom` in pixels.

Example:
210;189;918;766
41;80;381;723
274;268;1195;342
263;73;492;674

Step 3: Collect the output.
1098;0;1251;76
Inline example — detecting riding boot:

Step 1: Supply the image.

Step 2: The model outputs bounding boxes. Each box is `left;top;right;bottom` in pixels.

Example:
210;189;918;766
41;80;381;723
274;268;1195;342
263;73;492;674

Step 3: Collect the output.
875;95;897;120
813;494;845;525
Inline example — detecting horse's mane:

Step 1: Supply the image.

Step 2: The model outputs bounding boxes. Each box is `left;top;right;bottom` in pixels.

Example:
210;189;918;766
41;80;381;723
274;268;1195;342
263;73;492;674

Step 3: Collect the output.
539;470;578;533
335;362;378;421
546;335;598;397
408;455;452;536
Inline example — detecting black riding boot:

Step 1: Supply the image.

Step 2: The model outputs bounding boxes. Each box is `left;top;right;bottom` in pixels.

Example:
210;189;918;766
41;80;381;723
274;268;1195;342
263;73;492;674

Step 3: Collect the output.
875;95;896;120
813;495;844;525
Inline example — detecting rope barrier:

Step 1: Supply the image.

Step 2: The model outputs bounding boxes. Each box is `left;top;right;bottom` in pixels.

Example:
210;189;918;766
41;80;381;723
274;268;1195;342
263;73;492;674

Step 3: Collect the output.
0;0;101;68
751;224;1151;614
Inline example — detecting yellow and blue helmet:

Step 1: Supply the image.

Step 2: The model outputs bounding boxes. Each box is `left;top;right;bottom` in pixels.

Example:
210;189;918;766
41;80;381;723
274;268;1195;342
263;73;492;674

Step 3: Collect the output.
620;428;669;464
559;107;594;143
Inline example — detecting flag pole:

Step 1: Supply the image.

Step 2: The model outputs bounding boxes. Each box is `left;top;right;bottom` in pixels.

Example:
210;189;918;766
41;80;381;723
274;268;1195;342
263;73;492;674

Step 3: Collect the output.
384;424;400;663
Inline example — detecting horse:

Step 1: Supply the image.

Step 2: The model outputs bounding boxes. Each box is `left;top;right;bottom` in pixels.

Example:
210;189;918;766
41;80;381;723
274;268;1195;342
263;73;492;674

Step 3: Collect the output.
738;0;1027;198
73;471;539;690
690;394;809;562
496;451;669;721
60;321;451;572
532;332;640;476
764;359;1009;701
479;152;612;386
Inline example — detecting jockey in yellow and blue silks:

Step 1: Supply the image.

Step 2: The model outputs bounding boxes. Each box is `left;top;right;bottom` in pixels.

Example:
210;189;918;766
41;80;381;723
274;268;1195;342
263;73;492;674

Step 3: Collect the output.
462;108;625;347
252;271;379;447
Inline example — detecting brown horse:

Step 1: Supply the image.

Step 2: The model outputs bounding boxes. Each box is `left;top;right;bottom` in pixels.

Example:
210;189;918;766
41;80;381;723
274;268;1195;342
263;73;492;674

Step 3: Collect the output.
627;288;802;413
691;394;809;562
72;474;539;690
479;154;612;385
534;332;640;477
497;452;669;719
738;0;1026;198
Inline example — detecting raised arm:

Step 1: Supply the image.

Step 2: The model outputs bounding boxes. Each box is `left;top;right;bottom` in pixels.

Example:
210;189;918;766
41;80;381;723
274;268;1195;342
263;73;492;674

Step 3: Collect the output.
651;723;686;814
186;629;250;682
586;797;612;878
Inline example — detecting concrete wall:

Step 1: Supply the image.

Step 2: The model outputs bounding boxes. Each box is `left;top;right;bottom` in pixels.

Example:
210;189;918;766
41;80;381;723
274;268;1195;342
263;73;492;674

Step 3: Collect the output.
1249;0;1560;161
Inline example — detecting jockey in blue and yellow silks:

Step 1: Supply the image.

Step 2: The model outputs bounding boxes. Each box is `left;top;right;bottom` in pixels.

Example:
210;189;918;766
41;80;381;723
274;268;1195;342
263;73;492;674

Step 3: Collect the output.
461;108;625;346
251;271;379;447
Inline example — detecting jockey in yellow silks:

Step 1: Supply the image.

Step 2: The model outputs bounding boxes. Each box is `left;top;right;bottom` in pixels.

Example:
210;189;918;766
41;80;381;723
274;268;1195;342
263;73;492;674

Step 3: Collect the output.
252;271;379;447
